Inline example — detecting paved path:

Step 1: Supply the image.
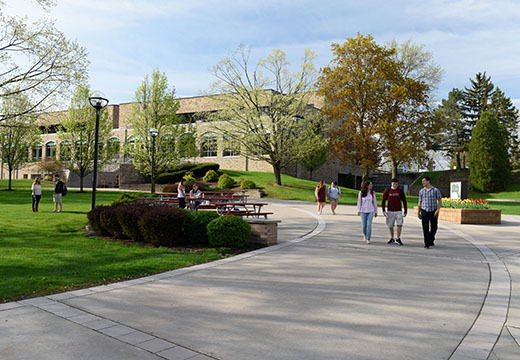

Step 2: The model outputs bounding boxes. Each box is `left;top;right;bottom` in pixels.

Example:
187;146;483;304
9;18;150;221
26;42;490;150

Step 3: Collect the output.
1;200;519;359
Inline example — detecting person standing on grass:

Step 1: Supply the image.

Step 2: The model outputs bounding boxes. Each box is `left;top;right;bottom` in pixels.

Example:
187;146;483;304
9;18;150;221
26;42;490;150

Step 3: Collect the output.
177;179;187;209
315;180;326;214
418;176;442;249
327;181;341;215
357;180;378;244
53;174;64;213
382;178;408;246
31;177;42;212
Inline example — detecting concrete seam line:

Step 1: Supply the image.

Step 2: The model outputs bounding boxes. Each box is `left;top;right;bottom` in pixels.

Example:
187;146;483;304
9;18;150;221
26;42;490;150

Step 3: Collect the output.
441;224;511;360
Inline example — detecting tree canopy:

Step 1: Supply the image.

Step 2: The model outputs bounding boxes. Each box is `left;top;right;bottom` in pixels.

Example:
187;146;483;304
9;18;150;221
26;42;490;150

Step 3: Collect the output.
58;85;115;191
124;69;186;177
0;0;88;121
208;46;320;185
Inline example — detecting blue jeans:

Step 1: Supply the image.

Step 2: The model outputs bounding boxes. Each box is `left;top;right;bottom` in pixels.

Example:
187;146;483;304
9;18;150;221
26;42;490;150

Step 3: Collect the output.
361;212;374;240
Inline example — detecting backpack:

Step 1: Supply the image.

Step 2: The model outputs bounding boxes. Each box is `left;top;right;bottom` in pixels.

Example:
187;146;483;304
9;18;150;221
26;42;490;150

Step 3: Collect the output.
62;183;67;196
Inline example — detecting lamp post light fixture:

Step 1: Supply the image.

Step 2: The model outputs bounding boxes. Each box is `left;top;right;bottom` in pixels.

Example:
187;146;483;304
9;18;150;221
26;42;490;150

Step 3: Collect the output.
150;127;159;194
88;95;109;210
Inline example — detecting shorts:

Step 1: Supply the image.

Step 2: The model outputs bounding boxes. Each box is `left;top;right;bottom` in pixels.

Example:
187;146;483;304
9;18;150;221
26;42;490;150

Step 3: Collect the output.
329;197;339;202
53;193;62;203
386;211;403;227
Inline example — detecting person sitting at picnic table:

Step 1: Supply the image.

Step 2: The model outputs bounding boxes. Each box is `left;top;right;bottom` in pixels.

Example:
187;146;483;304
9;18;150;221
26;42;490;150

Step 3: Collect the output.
189;184;202;209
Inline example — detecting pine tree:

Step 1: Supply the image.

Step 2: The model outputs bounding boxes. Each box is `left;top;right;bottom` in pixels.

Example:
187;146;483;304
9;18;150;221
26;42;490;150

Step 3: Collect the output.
469;111;510;192
463;72;494;130
488;88;520;165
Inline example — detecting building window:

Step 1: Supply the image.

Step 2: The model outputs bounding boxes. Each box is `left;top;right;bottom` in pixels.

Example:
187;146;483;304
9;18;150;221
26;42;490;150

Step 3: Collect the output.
32;144;42;160
200;132;217;157
223;135;240;157
45;141;56;159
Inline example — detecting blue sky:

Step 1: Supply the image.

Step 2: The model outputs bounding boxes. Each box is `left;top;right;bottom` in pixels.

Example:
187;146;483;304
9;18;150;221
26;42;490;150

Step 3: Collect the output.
9;0;520;107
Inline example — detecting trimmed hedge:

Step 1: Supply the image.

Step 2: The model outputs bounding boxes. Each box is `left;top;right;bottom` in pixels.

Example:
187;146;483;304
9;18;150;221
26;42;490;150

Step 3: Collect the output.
117;203;151;242
207;215;251;248
218;174;235;189
240;179;256;189
99;205;125;238
203;169;220;182
156;170;186;184
192;163;220;177
87;205;110;236
138;206;190;247
184;211;220;245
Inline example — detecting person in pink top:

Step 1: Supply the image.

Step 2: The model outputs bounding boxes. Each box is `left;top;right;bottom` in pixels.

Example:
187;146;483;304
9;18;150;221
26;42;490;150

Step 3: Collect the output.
357;180;378;244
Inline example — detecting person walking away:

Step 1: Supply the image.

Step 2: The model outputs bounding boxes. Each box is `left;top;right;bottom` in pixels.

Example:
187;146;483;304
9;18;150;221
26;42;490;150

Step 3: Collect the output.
382;178;408;245
327;181;341;215
418;176;442;249
315;180;326;214
357;180;378;244
189;184;202;210
32;177;42;212
177;179;187;209
53;174;64;213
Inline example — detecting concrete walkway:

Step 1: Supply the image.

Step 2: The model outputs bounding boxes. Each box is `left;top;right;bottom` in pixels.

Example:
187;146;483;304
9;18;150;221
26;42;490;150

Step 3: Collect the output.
1;199;519;359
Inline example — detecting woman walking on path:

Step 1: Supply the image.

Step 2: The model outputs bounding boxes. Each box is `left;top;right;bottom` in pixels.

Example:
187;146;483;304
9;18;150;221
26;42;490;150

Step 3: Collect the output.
357;180;378;244
31;177;42;212
327;181;341;215
315;180;326;215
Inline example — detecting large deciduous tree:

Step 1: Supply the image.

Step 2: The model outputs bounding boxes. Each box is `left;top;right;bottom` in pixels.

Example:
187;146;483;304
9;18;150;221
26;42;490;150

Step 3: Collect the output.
469;111;510;192
0;0;88;121
58;85;115;191
208;46;319;185
0;91;39;190
383;39;444;177
124;69;186;176
317;34;437;182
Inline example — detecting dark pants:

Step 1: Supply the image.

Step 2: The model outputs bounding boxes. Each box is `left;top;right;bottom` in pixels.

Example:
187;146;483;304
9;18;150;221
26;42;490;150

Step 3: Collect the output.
178;197;186;209
421;209;438;246
32;195;41;212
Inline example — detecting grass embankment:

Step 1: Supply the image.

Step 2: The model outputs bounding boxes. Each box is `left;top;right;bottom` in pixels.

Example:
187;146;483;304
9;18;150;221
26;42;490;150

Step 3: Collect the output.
0;180;222;303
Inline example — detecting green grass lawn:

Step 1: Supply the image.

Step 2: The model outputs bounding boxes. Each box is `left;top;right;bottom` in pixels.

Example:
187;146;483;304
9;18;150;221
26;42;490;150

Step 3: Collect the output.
0;180;222;303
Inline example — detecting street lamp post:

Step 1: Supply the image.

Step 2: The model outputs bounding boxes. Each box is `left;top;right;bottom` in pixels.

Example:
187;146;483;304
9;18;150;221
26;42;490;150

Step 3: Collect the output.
88;96;109;210
150;128;158;193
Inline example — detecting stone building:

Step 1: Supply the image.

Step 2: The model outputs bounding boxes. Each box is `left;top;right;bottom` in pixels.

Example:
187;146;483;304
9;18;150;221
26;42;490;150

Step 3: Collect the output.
2;93;362;188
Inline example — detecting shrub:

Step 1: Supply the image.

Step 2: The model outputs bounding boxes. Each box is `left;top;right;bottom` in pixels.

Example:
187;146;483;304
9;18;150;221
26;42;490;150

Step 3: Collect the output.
138;206;190;247
156;170;186;184
175;163;198;171
87;205;110;235
162;184;177;193
183;174;197;188
203;169;220;182
207;215;251;248
112;192;154;206
99;205;126;238
192;163;220;177
117;203;151;242
240;179;256;189
184;211;220;245
218;174;235;189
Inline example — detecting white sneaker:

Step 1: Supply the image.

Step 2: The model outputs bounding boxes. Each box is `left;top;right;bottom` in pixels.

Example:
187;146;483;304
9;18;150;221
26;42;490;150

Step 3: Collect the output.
52;210;57;212
318;210;322;215
57;210;62;213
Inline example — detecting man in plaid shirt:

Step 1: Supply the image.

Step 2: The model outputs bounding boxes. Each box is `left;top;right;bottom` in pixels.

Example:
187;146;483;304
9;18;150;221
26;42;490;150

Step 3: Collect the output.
418;176;442;249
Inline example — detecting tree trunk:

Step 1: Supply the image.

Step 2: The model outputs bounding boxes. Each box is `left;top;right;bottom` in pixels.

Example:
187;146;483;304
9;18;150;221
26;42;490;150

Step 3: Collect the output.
361;167;370;185
8;168;13;191
391;160;398;179
456;152;461;170
309;169;313;181
80;174;84;192
273;165;282;185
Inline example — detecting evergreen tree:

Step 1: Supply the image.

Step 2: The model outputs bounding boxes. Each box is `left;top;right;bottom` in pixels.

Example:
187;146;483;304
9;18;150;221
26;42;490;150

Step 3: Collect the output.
469;111;510;192
488;87;520;165
436;88;468;169
463;72;494;131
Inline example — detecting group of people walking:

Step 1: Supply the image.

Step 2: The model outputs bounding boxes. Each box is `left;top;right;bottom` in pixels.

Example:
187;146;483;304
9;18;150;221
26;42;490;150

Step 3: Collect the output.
315;177;442;248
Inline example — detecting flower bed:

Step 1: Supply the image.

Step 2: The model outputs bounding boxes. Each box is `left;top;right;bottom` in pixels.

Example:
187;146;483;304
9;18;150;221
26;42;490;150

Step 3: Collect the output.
442;198;490;209
414;200;501;224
